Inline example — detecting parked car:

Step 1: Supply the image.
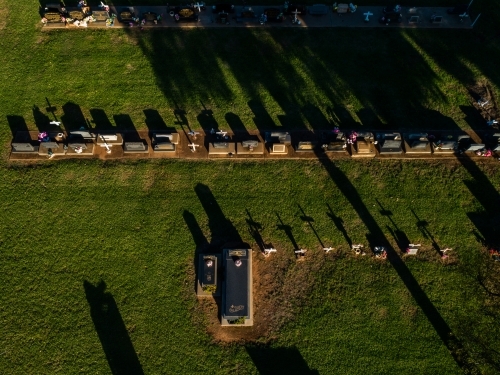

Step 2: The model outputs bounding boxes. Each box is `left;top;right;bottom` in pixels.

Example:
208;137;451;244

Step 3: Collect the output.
379;12;402;24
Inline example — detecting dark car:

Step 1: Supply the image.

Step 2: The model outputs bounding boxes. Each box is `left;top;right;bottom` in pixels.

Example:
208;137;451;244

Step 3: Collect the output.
174;6;199;22
212;4;235;13
383;5;401;13
447;4;468;14
379;12;402;24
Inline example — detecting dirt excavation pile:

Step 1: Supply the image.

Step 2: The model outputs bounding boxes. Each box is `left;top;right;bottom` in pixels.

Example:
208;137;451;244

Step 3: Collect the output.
469;81;499;129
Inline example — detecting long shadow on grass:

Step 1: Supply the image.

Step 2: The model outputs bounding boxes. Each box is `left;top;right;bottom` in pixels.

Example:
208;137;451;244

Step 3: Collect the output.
7;115;29;136
194;183;246;249
326;203;352;248
83;280;144;375
246;345;319;375
183;210;210;293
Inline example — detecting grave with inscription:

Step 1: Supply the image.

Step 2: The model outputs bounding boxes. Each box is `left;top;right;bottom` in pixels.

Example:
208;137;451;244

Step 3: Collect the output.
221;249;253;326
174;6;199;22
123;141;148;153
295;140;318;152
197;254;221;297
403;133;432;154
237;140;264;155
376;132;403;154
11;132;38;154
209;141;236;156
321;131;347;152
350;131;375;158
152;133;179;152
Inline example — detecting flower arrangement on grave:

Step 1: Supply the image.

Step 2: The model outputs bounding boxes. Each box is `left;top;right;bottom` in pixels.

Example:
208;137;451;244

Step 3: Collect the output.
228;317;245;324
41;17;48;24
347;131;358;144
38;132;50;142
333;127;340;133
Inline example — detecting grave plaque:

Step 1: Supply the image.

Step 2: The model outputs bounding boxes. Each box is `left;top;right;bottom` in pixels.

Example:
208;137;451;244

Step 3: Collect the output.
153;142;175;151
92;10;109;22
296;141;317;151
213;142;229;149
40;141;59;149
272;144;286;153
222;249;250;320
124;142;148;153
11;143;37;153
242;140;258;148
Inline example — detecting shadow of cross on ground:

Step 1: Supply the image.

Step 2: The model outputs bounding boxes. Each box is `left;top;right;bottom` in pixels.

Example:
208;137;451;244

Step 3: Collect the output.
314;151;478;372
83;280;144;375
276;213;299;251
298;204;324;248
246;345;319;375
411;209;443;257
326;203;352;248
245;209;267;252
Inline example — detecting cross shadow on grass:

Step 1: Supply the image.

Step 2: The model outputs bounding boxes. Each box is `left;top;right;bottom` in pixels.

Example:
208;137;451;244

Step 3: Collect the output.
246;345;319;375
83;280;144;375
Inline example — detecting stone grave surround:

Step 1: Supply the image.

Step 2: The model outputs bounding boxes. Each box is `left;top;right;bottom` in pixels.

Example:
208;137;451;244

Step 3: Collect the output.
11;129;498;160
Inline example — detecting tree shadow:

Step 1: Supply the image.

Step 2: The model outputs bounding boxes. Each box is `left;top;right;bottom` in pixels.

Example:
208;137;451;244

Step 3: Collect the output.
245;345;319;375
315;157;477;372
83;280;144;375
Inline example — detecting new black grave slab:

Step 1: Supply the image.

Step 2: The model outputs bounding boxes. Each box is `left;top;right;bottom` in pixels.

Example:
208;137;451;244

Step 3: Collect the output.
376;132;403;155
196;254;221;297
221;249;253;326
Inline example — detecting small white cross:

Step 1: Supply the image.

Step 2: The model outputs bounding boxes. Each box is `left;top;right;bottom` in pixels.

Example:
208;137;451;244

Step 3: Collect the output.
440;248;452;254
323;247;334;253
216;131;228;138
294;249;307;254
49;121;61;126
188;143;200;152
264;248;277;256
363;11;373;22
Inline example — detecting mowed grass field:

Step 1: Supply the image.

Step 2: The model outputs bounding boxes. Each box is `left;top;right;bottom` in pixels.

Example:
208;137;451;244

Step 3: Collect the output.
1;0;500;374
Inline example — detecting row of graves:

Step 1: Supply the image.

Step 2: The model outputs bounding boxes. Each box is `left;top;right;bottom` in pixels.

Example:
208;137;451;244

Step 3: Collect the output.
10;128;500;161
196;249;253;326
40;2;475;29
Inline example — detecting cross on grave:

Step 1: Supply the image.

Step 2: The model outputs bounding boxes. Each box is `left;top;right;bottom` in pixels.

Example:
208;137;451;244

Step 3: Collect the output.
188;131;200;139
487;120;498;126
478;99;489;108
323;247;334;253
294;249;307;259
352;244;366;256
406;243;421;255
291;9;301;24
363;11;373;22
373;246;387;259
264;248;277;256
49;121;61;126
216;130;228;138
440;248;452;259
194;2;203;12
188;143;200;152
99;135;112;154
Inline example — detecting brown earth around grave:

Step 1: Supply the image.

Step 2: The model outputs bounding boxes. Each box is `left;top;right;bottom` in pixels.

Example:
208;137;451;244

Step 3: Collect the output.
0;0;7;31
468;80;500;126
185;246;336;344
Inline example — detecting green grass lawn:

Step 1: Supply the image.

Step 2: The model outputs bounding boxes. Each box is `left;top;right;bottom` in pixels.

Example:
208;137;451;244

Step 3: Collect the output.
2;0;500;374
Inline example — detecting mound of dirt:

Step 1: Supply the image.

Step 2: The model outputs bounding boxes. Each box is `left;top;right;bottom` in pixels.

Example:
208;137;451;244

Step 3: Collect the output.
189;248;328;344
468;81;499;128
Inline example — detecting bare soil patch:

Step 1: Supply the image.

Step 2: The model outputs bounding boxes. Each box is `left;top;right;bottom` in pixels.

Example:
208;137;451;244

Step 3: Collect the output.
189;247;327;344
468;81;499;127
